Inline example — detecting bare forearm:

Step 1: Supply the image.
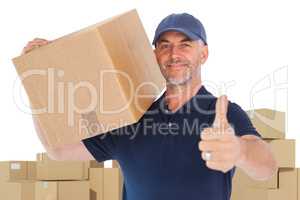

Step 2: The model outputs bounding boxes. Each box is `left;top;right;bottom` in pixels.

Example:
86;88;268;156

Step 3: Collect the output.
32;116;93;161
54;142;94;161
236;135;278;180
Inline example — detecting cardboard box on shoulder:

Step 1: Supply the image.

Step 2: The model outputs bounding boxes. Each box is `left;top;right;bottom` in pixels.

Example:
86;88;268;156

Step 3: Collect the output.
12;9;165;149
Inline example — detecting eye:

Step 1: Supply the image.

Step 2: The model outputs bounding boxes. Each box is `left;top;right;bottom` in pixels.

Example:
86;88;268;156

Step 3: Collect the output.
180;42;192;48
158;43;170;50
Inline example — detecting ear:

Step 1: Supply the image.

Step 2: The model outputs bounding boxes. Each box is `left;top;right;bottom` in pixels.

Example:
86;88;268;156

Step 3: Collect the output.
199;45;209;64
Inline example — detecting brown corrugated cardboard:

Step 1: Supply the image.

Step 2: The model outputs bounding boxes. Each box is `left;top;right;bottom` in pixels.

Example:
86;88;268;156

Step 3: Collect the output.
58;181;89;200
260;169;298;200
35;181;89;200
104;168;123;200
231;187;281;200
112;161;123;198
0;181;35;200
246;109;285;139
0;161;27;181
27;161;37;180
36;160;87;181
35;181;57;200
298;169;300;200
12;9;165;149
89;168;104;200
275;168;298;200
36;153;52;162
36;153;103;180
232;167;278;189
84;160;104;179
88;160;104;168
266;139;295;168
231;168;298;200
112;160;120;168
36;152;104;168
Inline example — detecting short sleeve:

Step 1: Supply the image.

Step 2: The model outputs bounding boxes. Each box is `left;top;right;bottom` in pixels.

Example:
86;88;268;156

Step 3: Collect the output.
82;131;119;162
227;102;261;138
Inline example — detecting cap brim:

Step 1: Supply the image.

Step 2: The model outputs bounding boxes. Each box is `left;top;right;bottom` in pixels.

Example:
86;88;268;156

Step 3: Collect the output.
152;27;200;45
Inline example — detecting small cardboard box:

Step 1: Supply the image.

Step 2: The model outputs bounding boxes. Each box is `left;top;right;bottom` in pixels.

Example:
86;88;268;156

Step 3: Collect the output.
266;139;295;168
246;109;285;139
232;167;278;189
274;168;298;200
12;9;165;149
0;181;35;200
36;156;87;181
89;168;104;200
231;169;298;200
0;161;27;181
35;181;89;200
260;169;298;200
36;153;103;180
104;168;123;200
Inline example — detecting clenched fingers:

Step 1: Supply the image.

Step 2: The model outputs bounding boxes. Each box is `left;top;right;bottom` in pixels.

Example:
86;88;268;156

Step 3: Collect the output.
22;38;50;55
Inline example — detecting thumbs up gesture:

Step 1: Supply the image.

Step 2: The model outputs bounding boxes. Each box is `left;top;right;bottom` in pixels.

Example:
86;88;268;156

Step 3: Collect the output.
198;95;243;173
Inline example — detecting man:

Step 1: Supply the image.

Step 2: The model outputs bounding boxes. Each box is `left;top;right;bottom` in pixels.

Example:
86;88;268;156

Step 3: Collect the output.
23;13;277;200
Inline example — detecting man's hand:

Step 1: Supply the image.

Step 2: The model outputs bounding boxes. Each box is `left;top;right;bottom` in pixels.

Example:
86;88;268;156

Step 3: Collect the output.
198;95;244;173
21;38;51;55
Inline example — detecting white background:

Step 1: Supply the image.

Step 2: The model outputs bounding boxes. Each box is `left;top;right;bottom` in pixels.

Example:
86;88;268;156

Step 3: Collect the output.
0;0;299;166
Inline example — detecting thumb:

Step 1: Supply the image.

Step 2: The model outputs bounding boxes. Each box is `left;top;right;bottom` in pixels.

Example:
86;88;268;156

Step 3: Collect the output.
213;95;229;129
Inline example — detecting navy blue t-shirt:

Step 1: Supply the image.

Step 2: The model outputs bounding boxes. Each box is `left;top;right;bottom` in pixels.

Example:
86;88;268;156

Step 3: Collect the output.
82;85;261;200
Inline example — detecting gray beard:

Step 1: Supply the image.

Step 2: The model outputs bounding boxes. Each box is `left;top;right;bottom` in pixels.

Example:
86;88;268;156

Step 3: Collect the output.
166;75;193;86
165;65;201;86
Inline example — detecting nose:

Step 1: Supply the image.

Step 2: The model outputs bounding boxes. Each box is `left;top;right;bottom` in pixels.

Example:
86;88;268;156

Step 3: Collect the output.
169;45;181;60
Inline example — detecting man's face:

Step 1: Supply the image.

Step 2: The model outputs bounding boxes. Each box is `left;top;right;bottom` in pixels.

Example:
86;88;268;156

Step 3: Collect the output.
154;31;208;85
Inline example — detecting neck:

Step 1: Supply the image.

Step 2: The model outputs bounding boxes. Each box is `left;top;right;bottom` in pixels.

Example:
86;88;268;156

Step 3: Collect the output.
165;77;202;112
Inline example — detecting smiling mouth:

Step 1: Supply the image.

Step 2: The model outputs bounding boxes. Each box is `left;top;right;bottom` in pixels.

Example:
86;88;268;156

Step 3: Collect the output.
166;63;187;68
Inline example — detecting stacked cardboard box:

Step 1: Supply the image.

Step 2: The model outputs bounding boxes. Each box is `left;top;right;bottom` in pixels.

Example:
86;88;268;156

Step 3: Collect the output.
35;155;124;200
89;160;123;200
35;152;104;200
36;152;103;180
0;153;123;200
231;108;299;200
0;161;28;181
35;180;90;200
0;161;35;200
0;181;35;200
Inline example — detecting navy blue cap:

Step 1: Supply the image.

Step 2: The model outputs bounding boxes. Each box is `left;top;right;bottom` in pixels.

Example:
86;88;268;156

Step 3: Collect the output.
152;13;207;46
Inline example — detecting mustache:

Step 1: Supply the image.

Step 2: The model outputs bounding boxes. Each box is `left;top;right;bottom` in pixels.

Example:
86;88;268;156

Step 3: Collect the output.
164;59;190;67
